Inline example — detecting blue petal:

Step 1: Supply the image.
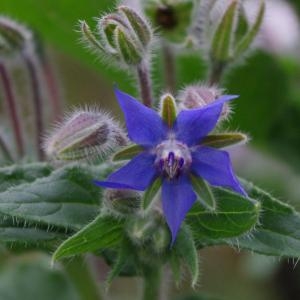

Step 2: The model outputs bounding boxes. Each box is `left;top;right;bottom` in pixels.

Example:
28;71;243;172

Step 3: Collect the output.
114;88;167;147
162;175;197;245
94;152;157;191
175;95;238;146
191;146;247;196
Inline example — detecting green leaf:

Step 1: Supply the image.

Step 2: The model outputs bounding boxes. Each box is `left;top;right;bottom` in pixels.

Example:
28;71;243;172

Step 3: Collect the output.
112;144;144;161
228;180;300;257
142;177;162;210
186;187;260;242
0;256;79;300
0;162;53;192
201;133;248;149
161;94;177;128
190;175;216;211
234;0;265;57
173;225;199;288
0;214;66;244
0;165;100;230
211;1;237;62
53;215;124;260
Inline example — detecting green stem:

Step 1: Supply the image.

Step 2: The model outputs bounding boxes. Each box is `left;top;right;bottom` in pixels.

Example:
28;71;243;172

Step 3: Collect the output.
162;42;176;93
63;256;103;300
208;61;226;86
142;266;162;300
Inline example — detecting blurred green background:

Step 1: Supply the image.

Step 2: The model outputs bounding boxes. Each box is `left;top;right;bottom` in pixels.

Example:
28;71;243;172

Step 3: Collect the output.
1;0;300;299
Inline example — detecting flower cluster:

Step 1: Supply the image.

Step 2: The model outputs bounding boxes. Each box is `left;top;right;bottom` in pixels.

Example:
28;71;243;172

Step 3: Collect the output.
95;88;247;243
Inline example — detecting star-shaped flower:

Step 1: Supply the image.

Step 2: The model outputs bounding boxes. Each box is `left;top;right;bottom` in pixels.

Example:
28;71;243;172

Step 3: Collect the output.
95;88;247;244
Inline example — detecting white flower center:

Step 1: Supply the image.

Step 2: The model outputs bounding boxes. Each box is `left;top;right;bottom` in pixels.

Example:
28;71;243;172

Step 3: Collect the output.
155;139;192;179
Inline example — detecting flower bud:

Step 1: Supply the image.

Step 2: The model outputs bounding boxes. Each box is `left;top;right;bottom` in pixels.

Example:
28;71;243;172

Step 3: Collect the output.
178;84;230;120
80;6;153;67
126;214;157;245
151;223;170;253
0;16;33;57
44;109;127;161
193;0;265;64
103;188;141;217
143;0;194;44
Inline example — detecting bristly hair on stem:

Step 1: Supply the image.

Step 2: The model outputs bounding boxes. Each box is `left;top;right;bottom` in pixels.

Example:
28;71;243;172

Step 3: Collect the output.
0;61;24;158
137;60;153;107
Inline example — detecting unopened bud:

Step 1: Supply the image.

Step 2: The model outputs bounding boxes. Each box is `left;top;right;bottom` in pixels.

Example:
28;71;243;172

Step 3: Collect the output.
0;16;33;57
44;109;127;161
126;215;157;245
178;84;230;120
81;6;153;67
143;0;194;44
103;188;141;216
151;223;170;253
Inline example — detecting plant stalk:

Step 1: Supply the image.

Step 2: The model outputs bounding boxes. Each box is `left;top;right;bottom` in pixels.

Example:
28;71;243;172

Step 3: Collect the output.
162;42;176;93
63;256;103;300
136;61;153;107
208;61;226;85
0;134;13;162
142;266;162;300
0;62;24;158
22;53;44;160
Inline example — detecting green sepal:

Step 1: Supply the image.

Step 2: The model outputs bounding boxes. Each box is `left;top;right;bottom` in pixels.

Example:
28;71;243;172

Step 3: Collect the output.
105;239;132;290
211;1;238;62
234;1;265;57
80;20;105;53
201;132;248;149
142;177;162;211
118;6;152;46
103;20;118;50
115;27;142;65
172;225;199;288
190;175;216;211
52;215;125;261
112;144;144;161
161;94;177;128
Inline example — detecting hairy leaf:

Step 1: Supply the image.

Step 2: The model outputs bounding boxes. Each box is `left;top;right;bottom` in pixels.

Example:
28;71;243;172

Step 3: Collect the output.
53;215;124;260
186;188;260;241
0;165;101;230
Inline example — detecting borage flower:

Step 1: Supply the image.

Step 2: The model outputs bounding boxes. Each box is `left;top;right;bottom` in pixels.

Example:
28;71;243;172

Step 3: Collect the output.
95;89;247;244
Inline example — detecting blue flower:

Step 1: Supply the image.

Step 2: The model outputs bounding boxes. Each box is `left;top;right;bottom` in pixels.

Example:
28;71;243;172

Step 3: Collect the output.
95;88;247;244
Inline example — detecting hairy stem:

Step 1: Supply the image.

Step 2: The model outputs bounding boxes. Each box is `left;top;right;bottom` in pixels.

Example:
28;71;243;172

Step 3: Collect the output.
208;62;226;86
63;256;103;300
42;59;62;121
136;61;153;107
0;134;13;162
142;267;162;300
162;42;176;93
0;62;24;158
23;53;44;160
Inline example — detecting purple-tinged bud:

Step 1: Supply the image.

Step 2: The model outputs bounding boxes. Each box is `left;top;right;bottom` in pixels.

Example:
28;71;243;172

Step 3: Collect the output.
44;109;127;162
0;16;33;57
178;84;230;120
103;188;141;217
